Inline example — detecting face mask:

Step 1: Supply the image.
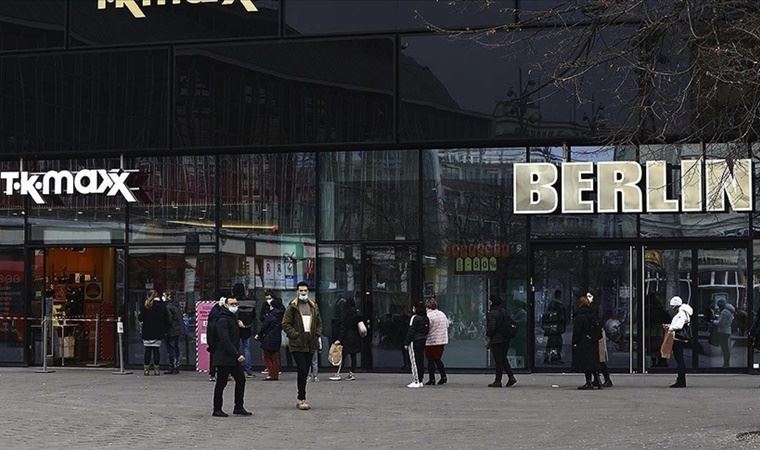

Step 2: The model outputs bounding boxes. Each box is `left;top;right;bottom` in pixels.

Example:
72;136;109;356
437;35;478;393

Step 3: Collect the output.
228;306;239;314
298;293;308;302
266;297;273;305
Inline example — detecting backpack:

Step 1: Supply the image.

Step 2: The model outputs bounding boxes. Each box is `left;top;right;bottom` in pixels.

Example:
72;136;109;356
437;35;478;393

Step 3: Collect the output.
500;308;518;340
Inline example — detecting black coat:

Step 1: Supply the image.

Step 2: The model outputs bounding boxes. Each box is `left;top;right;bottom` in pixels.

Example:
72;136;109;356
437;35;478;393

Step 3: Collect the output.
486;306;511;345
212;309;243;367
337;309;363;354
138;301;169;340
572;305;601;372
405;313;429;345
259;307;284;352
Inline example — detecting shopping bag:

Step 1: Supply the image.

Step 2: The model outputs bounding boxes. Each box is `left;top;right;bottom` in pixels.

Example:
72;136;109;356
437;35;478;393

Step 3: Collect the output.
328;342;343;366
357;320;368;338
660;331;674;359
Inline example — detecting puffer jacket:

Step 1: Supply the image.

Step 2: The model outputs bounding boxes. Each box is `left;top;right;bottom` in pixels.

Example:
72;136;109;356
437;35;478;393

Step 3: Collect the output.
669;304;694;342
425;309;449;346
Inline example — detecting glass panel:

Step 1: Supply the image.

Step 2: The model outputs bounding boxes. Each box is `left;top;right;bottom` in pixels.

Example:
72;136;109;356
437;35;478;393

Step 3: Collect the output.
422;148;527;368
0;160;24;244
696;248;748;369
644;249;693;371
0;0;64;52
533;249;581;370
587;249;633;370
0;49;169;154
319;150;419;241
0;248;25;363
317;244;363;367
126;246;215;366
174;38;394;147
27;158;126;244
130;156;216;243
70;0;279;46
367;246;418;369
30;249;46;365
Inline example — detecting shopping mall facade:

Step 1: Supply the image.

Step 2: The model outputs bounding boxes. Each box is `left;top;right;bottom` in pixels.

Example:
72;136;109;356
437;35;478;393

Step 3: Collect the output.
0;0;758;374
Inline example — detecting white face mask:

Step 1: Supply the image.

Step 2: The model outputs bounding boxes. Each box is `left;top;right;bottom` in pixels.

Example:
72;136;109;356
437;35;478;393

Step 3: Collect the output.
266;297;273;305
228;306;239;314
298;293;309;301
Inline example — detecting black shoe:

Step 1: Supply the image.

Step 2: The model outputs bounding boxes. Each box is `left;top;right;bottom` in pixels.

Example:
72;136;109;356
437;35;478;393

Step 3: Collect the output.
437;377;447;385
212;410;228;417
592;380;603;390
488;381;502;388
505;377;517;387
233;408;252;416
577;383;594;390
164;369;175;375
602;379;613;388
670;382;686;388
425;379;436;386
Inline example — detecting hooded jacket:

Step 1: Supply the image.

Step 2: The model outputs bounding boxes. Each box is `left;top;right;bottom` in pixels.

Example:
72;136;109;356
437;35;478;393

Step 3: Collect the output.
259;302;285;352
211;308;242;367
713;304;735;335
668;304;694;342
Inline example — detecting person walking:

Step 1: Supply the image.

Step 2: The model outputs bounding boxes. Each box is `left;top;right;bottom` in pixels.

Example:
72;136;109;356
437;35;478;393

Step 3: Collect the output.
138;289;169;376
163;291;183;374
424;297;449;386
666;296;693;388
404;301;429;389
486;295;517;388
572;293;603;390
712;298;735;368
207;297;227;382
258;298;284;381
334;297;363;381
282;281;323;411
235;283;256;378
590;293;613;387
211;297;251;417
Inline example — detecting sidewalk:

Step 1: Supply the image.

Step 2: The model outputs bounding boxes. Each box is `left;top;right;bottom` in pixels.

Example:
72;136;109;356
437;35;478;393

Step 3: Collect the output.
2;368;759;449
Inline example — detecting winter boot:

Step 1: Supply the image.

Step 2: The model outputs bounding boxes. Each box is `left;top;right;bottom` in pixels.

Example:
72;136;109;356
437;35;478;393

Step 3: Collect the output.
144;365;150;376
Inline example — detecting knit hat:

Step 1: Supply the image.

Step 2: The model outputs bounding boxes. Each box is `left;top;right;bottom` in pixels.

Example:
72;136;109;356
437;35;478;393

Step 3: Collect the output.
669;296;683;308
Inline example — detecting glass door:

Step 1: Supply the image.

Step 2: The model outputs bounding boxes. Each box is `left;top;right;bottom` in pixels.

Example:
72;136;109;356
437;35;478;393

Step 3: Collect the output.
364;245;419;369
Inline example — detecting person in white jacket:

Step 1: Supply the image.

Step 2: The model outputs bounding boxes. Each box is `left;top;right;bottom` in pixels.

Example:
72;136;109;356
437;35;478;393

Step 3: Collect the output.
665;296;693;388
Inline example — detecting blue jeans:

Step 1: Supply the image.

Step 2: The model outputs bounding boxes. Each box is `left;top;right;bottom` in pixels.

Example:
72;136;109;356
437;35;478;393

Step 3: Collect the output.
166;336;180;369
240;337;252;374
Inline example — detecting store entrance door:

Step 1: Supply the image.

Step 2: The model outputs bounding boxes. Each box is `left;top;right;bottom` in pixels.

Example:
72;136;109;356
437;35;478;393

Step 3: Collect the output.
29;247;123;367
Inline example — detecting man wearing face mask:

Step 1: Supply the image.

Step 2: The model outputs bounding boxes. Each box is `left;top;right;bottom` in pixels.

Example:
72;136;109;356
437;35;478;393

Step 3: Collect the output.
282;281;322;411
211;297;252;417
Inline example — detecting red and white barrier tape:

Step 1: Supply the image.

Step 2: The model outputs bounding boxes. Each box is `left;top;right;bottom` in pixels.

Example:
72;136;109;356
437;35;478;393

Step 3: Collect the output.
0;316;119;322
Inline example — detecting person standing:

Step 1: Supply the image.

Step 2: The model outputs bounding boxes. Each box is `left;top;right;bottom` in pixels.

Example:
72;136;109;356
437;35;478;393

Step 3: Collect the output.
207;297;227;382
424;297;449;386
486;295;517;388
258;298;284;380
259;290;276;374
138;290;169;376
590;292;613;388
666;296;693;388
572;294;602;390
163;291;183;374
334;297;362;381
235;283;256;378
404;301;429;389
282;281;323;411
712;299;735;368
542;289;567;365
211;297;251;417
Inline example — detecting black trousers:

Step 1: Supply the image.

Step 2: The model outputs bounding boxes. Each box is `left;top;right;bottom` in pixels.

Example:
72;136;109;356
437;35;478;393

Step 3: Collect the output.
343;352;357;373
716;332;731;367
491;342;513;382
143;346;160;365
213;364;246;412
411;340;425;383
427;357;446;381
292;351;311;401
673;341;686;381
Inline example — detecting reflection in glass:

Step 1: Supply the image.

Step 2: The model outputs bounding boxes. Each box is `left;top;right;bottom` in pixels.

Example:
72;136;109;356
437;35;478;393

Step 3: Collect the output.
697;248;748;369
0;0;65;52
0;248;24;363
126;246;215;366
0;160;23;244
28;159;125;244
130;156;216;243
320;150;419;241
423;148;527;368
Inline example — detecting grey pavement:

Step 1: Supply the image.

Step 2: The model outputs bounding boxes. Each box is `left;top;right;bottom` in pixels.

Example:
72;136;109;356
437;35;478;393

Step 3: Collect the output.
2;368;760;449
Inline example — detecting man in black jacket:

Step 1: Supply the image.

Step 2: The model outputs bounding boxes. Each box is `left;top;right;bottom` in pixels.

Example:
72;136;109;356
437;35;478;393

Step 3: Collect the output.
486;295;517;388
211;297;252;417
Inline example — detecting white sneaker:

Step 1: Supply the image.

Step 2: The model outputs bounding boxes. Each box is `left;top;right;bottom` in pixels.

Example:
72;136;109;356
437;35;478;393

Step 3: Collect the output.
329;374;342;381
407;381;423;388
313;376;319;382
261;369;269;374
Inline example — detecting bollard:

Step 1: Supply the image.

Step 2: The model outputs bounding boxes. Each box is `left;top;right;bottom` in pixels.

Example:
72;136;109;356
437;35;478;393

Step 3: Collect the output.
86;313;102;367
35;316;55;374
112;317;132;375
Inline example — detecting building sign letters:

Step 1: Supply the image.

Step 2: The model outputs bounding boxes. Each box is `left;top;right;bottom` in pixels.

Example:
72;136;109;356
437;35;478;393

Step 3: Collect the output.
513;159;753;214
0;169;139;205
97;0;258;19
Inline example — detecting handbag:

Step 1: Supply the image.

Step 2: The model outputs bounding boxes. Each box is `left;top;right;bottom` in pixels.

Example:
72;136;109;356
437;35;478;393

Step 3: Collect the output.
357;320;368;338
660;331;674;359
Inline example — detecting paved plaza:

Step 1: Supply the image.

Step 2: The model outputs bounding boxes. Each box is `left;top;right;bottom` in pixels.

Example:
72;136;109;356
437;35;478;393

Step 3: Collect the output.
2;368;760;449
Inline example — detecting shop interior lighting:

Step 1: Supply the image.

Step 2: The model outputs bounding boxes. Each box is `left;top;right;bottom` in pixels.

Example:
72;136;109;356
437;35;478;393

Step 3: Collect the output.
166;220;278;231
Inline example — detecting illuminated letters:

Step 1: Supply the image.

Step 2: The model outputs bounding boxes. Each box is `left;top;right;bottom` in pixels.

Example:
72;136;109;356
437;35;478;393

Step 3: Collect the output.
0;169;139;205
513;163;558;214
97;0;258;19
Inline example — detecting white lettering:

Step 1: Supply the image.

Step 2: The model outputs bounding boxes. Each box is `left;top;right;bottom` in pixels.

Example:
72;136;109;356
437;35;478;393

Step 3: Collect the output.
706;159;752;212
561;162;594;213
645;161;679;213
513;163;558;214
597;162;643;213
99;0;258;19
0;169;139;205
